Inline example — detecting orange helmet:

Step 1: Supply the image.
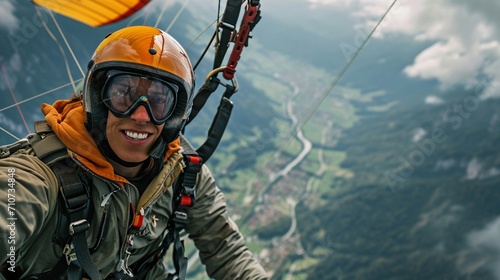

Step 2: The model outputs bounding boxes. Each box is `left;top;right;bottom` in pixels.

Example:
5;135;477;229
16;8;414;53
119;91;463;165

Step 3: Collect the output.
82;25;194;144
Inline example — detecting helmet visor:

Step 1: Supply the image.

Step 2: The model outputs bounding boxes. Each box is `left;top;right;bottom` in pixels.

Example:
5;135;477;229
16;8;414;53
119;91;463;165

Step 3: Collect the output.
102;71;178;124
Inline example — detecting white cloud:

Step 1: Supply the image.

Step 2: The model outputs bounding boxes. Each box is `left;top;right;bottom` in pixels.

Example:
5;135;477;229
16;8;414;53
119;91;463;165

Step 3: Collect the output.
411;127;426;143
425;95;444;105
0;0;18;32
308;0;500;98
467;216;500;279
479;167;500;180
470;231;498;246
466;157;482;180
9;53;21;72
434;158;456;171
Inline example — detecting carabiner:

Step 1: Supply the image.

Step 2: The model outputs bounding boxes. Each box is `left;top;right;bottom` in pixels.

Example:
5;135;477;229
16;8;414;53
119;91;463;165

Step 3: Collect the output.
204;67;239;93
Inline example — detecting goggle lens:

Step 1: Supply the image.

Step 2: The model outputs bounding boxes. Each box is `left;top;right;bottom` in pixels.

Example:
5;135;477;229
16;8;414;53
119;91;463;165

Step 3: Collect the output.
102;73;178;124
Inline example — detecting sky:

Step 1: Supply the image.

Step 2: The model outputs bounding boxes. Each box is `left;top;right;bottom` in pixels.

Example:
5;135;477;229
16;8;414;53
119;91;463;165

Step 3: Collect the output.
308;0;500;98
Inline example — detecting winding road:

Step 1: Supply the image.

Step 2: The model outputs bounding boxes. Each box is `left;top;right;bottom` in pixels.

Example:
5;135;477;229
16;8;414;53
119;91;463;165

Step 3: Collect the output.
258;83;312;203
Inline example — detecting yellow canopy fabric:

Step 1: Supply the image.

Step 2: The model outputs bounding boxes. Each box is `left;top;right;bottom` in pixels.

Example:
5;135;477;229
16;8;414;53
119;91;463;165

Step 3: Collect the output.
32;0;151;27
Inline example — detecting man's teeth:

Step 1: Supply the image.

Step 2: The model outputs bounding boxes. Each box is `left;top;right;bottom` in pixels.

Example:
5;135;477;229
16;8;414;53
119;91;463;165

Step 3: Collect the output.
125;131;148;140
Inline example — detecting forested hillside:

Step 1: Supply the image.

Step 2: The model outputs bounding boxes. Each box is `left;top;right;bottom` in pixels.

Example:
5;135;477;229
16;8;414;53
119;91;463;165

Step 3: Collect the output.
297;85;500;279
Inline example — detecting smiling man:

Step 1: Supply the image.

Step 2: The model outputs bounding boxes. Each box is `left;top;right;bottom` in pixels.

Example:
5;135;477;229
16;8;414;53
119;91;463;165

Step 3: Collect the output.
102;73;177;177
0;26;268;280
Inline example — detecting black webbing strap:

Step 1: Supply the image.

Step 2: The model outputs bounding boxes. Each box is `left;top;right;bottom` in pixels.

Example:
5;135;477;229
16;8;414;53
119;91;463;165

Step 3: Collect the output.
188;0;241;124
187;73;237;163
187;76;221;125
161;151;201;280
40;163;101;280
196;95;233;162
166;224;187;280
214;0;242;69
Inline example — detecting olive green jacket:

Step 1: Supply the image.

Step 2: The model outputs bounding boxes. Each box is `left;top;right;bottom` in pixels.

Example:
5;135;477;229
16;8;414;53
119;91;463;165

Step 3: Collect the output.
0;100;267;279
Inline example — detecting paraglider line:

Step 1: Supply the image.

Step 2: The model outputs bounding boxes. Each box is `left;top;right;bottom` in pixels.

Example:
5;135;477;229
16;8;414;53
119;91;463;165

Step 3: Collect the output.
165;0;190;32
154;0;171;28
1;63;31;134
0;79;83;113
0;126;20;141
36;8;79;93
297;0;399;133
48;11;85;78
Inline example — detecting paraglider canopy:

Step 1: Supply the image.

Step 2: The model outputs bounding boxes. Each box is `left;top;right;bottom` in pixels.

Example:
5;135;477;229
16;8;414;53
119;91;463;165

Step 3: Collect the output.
32;0;150;27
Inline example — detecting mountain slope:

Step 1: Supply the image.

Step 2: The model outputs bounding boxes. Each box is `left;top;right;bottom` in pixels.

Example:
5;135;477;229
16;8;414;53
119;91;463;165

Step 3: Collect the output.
297;85;500;279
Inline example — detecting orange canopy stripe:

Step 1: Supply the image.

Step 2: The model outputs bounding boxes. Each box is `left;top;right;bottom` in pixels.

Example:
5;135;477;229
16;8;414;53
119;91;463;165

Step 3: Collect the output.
32;0;151;27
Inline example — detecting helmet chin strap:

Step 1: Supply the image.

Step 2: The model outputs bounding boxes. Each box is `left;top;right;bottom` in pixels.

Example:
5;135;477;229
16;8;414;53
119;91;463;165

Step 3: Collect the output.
149;137;168;160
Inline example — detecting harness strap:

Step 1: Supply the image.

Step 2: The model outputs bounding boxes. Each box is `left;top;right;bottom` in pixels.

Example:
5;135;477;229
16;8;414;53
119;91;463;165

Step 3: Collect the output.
213;0;242;69
166;220;187;280
196;96;233;162
0;121;90;279
188;0;242;126
187;77;220;125
187;69;237;163
58;164;101;280
31;121;68;165
165;151;202;280
32;162;99;280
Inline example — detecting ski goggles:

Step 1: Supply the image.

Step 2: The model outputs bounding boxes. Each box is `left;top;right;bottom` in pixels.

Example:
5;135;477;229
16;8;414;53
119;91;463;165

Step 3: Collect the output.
102;71;178;125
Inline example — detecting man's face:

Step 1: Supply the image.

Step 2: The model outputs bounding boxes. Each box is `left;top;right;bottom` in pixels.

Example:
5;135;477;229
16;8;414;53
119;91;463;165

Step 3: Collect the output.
105;76;166;163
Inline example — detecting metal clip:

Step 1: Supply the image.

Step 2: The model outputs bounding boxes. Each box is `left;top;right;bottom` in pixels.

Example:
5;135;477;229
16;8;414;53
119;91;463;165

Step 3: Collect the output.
69;219;89;236
101;189;119;207
116;259;134;277
63;243;77;265
204;67;239;92
219;21;236;31
173;211;188;225
0;138;30;159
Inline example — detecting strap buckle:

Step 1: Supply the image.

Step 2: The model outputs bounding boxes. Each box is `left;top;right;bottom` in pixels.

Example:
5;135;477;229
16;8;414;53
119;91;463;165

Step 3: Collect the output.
173;211;189;229
69;219;90;236
173;211;188;223
181;154;202;195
